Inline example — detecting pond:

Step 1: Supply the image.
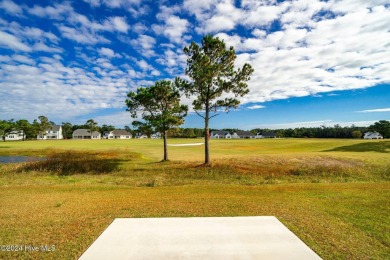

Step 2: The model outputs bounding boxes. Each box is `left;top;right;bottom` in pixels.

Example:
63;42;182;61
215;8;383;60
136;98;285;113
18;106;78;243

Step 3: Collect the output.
0;156;45;164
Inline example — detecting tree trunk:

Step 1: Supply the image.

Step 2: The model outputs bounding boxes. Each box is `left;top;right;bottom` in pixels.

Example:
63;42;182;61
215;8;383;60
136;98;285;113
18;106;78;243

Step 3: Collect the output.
204;110;210;165
163;131;168;161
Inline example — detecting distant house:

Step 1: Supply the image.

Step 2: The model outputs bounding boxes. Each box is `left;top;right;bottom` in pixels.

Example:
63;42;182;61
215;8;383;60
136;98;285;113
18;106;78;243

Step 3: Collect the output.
231;132;240;139
37;125;63;140
151;132;161;139
135;133;148;139
236;131;256;139
103;130;132;139
5;130;25;141
72;129;101;139
256;132;276;138
364;132;383;139
210;131;232;139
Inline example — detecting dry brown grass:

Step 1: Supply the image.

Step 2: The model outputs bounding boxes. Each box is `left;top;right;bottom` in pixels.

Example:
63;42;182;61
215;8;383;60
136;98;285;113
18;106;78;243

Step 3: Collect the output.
19;150;121;175
0;139;389;259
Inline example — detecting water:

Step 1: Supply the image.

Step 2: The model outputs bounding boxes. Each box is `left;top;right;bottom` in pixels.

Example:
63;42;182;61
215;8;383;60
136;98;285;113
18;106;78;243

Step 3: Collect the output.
0;156;45;164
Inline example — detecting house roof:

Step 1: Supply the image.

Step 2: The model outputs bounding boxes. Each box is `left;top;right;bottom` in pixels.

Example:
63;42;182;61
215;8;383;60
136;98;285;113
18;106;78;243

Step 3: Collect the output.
73;129;101;136
112;130;131;136
9;130;24;134
236;131;255;136
364;131;382;137
261;132;276;137
212;131;230;136
49;125;61;131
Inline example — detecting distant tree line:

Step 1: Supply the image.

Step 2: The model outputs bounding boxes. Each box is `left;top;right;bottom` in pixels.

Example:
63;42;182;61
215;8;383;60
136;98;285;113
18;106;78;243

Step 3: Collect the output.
252;125;368;139
1;118;389;141
170;122;390;139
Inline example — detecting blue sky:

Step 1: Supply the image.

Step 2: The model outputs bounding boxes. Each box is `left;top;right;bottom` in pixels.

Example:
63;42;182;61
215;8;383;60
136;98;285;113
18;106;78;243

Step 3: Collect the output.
0;0;389;130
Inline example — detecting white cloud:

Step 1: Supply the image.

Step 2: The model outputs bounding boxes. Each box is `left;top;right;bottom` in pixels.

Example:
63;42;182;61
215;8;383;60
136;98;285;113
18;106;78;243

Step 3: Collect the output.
58;26;110;44
28;2;73;20
153;15;189;44
109;16;129;33
247;105;265;110
156;48;187;75
203;15;236;33
182;0;212;16
357;108;390;113
213;2;390;105
184;0;242;34
242;0;289;26
91;0;143;8
32;42;62;53
131;22;147;34
93;111;134;127
0;55;11;62
0;0;23;16
99;47;115;58
136;35;155;50
136;59;155;72
127;68;145;79
280;0;325;29
1;21;61;51
0;0;389;127
12;54;35;65
82;0;148;17
0;51;140;123
0;31;31;51
24;27;60;43
82;0;101;7
28;3;130;48
130;34;156;57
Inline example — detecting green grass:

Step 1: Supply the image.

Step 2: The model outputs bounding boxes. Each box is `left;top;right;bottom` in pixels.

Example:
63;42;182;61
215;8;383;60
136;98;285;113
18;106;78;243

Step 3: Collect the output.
0;138;389;259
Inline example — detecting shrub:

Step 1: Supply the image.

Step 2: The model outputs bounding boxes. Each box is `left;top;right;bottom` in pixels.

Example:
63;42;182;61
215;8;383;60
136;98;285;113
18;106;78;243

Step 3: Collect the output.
20;150;120;175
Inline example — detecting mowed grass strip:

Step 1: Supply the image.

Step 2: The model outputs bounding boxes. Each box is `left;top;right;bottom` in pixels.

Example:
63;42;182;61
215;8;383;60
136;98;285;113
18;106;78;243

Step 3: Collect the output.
1;138;389;161
0;183;389;259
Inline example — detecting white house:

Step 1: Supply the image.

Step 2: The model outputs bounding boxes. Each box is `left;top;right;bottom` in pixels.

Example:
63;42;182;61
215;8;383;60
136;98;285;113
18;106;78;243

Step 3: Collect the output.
37;125;63;140
73;129;101;139
5;130;25;141
364;132;383;139
256;132;277;138
151;132;161;139
236;131;256;139
210;131;232;139
103;130;132;139
103;131;113;139
135;133;148;139
230;132;239;139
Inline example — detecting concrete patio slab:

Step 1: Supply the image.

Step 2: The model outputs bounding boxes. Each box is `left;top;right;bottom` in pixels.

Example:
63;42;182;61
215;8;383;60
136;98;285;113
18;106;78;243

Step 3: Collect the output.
79;216;321;260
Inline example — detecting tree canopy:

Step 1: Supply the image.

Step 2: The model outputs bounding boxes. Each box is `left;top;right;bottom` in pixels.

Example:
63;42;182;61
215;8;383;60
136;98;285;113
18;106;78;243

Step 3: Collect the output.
0;119;15;141
175;34;254;164
126;80;188;161
369;120;390;138
35;116;51;139
85;119;99;134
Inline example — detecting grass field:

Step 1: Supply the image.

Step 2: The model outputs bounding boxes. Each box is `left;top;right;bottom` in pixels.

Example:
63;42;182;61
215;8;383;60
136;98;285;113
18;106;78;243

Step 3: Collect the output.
0;138;389;259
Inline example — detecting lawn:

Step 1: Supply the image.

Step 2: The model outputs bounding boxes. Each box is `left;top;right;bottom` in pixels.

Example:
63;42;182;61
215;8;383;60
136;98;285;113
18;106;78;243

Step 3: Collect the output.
0;138;389;259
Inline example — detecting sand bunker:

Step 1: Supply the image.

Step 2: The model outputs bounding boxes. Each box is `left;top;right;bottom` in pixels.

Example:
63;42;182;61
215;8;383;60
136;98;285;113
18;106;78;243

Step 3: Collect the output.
168;142;204;146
